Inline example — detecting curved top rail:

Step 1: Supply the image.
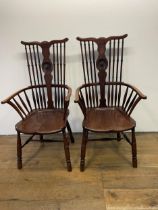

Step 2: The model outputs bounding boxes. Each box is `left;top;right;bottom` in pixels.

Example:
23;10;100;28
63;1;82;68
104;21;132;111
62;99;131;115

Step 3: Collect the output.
21;38;69;46
76;34;128;42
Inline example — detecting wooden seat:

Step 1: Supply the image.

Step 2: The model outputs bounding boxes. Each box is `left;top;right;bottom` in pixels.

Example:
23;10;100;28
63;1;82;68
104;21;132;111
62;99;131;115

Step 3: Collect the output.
1;39;73;171
75;35;147;171
16;109;68;134
84;108;135;132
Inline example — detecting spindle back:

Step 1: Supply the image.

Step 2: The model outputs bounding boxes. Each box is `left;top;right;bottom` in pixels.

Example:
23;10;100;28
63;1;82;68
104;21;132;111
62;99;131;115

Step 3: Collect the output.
77;34;128;108
21;38;68;109
77;34;127;84
21;38;68;86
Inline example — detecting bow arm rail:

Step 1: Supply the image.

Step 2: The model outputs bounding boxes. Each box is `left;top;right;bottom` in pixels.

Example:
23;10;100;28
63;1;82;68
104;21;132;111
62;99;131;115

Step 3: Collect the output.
75;82;146;116
1;84;72;120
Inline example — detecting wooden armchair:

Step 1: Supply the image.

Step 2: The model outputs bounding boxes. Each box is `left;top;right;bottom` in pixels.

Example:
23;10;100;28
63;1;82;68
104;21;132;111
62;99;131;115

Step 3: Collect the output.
1;38;73;171
75;34;147;171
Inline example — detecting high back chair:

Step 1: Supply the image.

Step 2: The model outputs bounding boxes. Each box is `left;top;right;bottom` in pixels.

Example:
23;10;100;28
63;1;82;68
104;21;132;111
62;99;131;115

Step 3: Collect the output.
2;38;73;171
75;34;147;171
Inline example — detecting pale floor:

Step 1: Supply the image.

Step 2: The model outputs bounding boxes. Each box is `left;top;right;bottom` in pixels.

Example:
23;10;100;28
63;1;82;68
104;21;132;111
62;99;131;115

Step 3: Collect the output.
0;133;158;210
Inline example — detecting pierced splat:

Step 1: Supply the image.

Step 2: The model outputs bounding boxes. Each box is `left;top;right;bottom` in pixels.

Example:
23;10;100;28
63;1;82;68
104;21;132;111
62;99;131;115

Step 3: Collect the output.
95;38;108;107
41;41;53;83
40;41;53;108
21;38;68;109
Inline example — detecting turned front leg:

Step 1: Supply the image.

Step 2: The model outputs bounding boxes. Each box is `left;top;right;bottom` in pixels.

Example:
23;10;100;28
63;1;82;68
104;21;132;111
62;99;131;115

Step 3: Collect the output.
80;128;88;171
17;131;22;169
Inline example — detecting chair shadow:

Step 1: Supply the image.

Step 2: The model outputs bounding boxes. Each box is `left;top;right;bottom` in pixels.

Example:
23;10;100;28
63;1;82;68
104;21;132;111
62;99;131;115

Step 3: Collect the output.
86;135;131;169
23;136;65;169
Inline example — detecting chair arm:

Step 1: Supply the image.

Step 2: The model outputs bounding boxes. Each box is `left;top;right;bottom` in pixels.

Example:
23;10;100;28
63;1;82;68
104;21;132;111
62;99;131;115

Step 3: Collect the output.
1;86;33;119
47;84;71;102
122;82;147;99
2;84;73;120
1;86;31;104
74;83;92;103
74;84;87;116
64;85;72;117
118;82;147;115
74;82;146;116
64;85;72;102
1;85;72;104
74;86;82;103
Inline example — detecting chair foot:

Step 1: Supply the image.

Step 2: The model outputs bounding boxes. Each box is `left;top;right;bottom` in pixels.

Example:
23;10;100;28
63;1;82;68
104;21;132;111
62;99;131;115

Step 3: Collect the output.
62;129;72;172
132;158;137;168
40;134;44;142
67;161;72;172
80;160;85;172
117;132;121;141
17;131;22;169
132;128;137;168
66;121;75;143
80;128;88;172
18;162;22;169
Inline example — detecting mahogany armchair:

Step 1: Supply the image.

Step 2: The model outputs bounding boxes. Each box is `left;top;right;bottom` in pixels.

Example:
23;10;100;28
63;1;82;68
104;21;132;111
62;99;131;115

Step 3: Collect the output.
1;38;73;171
75;34;147;171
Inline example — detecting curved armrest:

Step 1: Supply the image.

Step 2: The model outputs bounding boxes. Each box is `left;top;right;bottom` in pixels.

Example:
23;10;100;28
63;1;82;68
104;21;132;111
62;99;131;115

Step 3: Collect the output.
64;85;72;102
49;84;72;119
1;84;72;120
74;82;146;116
74;84;88;116
74;85;83;103
1;86;31;104
64;85;72;118
116;82;147;115
46;84;72;102
74;83;95;103
1;86;33;119
122;82;147;100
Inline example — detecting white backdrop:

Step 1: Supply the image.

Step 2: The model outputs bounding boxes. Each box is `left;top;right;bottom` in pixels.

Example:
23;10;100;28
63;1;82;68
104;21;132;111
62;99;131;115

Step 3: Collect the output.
0;0;158;134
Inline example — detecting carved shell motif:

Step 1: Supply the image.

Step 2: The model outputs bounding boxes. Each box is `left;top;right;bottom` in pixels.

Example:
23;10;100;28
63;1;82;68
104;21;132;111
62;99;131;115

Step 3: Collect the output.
96;57;108;71
42;61;52;72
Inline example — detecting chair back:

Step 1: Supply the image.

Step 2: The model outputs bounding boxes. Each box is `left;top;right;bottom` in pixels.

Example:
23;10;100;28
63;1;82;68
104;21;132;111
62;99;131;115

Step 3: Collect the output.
21;39;68;108
77;35;128;107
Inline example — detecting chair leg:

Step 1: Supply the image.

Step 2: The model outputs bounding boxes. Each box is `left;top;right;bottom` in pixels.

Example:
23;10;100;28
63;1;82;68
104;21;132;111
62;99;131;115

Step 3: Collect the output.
40;134;44;142
66;121;74;143
62;129;72;172
131;128;137;168
17;131;22;169
80;128;88;172
117;132;121;141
